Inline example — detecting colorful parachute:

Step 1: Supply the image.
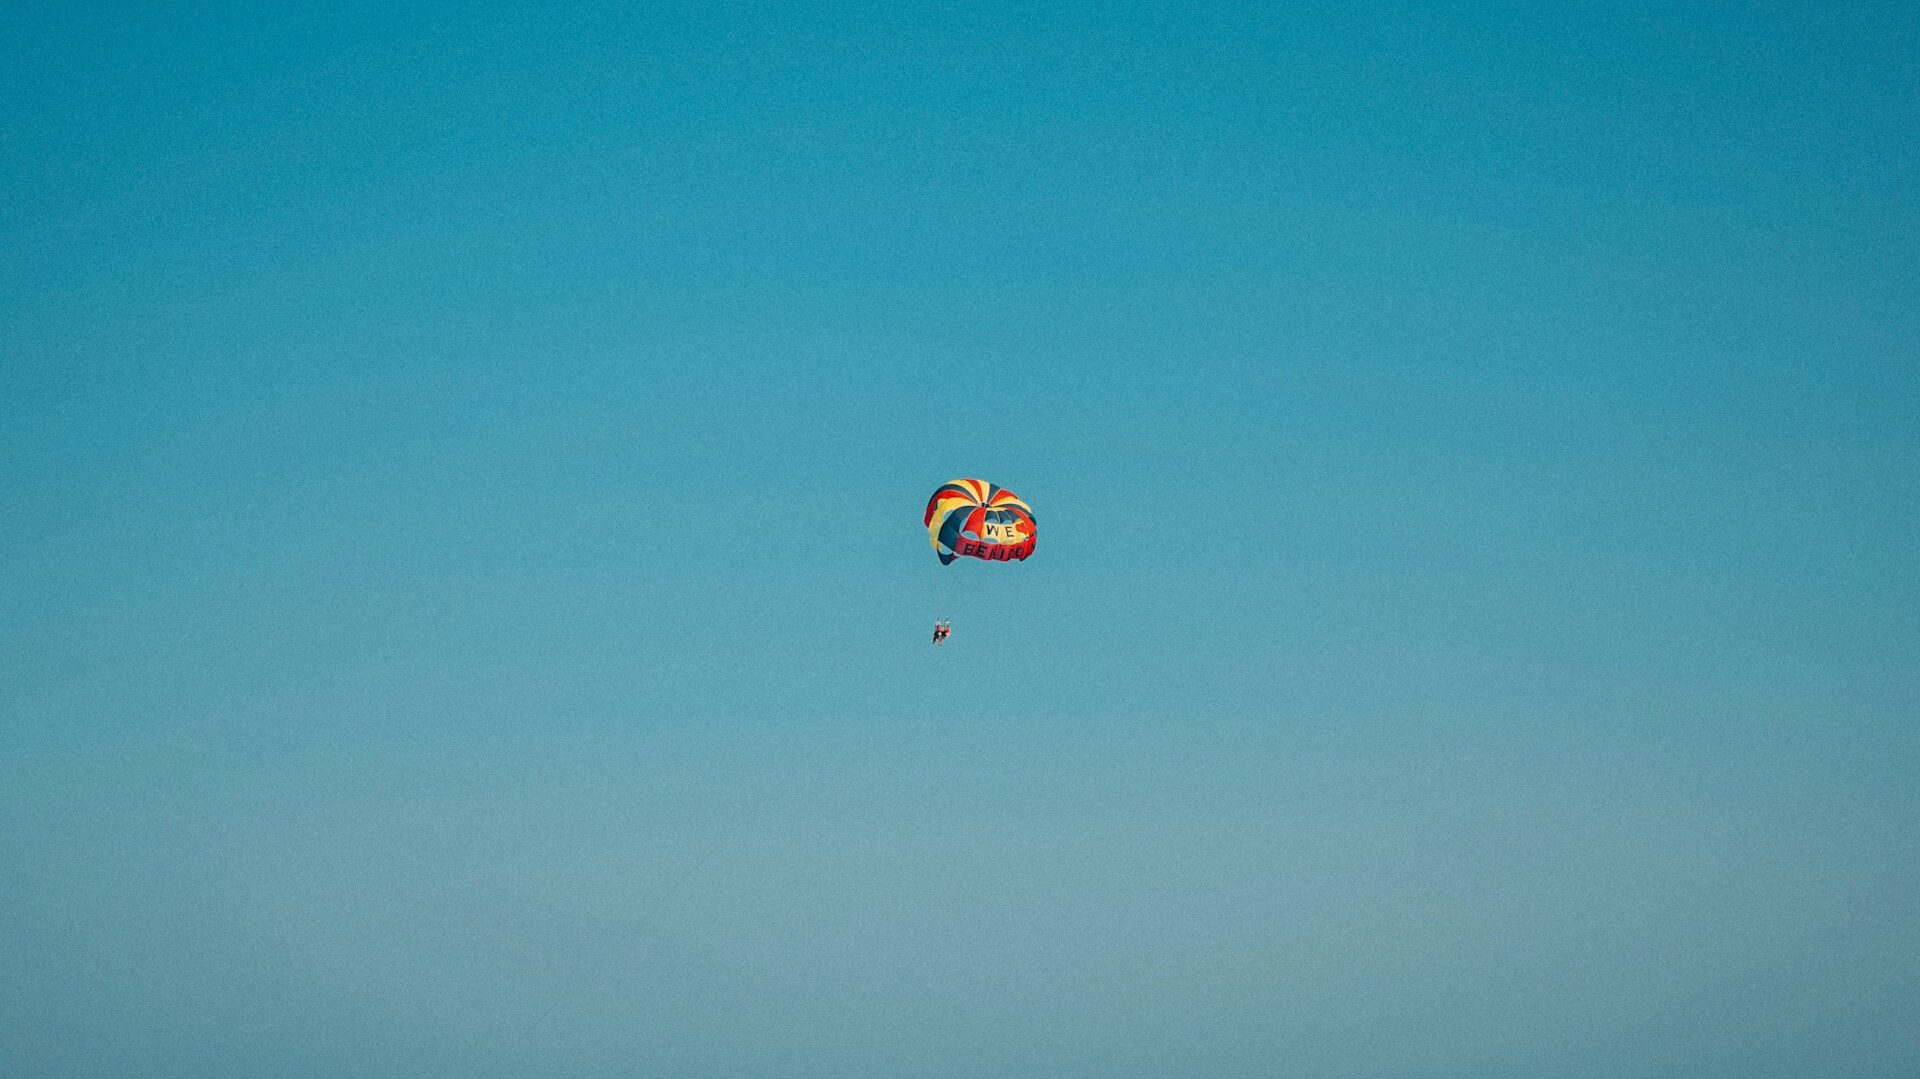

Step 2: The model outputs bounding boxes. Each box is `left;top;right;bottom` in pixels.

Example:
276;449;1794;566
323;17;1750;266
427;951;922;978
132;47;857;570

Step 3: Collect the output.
924;478;1036;565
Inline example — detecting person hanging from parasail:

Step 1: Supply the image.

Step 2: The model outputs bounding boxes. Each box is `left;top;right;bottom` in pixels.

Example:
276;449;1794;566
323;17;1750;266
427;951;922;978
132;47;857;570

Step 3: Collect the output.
932;619;951;645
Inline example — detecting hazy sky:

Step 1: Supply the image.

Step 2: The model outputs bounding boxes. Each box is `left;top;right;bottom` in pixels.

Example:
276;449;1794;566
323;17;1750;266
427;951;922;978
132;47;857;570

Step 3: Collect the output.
3;2;1917;1076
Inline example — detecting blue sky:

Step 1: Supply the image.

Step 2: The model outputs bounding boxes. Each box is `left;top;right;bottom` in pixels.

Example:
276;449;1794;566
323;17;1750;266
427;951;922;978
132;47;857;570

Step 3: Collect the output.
3;2;1917;1076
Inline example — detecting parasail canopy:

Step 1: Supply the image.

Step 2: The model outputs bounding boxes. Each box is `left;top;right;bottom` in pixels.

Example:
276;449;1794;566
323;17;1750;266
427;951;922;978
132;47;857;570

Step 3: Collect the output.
924;478;1036;565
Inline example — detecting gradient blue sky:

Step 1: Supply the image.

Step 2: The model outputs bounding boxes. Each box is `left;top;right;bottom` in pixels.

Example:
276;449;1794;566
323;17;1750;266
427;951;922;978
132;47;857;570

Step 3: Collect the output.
4;2;1917;1076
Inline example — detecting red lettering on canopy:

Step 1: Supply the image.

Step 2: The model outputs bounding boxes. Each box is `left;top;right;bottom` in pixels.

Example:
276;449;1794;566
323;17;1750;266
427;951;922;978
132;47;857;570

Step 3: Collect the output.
947;535;1037;562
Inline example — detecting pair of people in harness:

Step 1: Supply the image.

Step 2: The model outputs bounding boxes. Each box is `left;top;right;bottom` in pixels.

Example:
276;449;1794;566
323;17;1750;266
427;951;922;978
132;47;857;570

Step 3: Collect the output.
931;620;951;645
